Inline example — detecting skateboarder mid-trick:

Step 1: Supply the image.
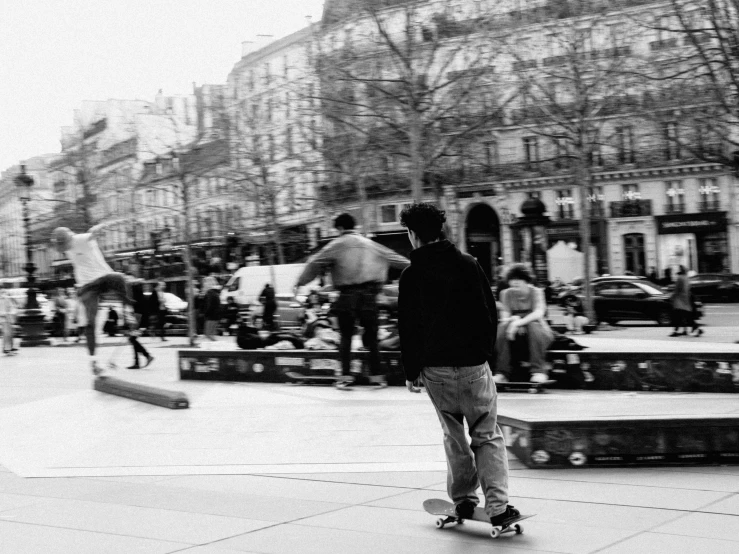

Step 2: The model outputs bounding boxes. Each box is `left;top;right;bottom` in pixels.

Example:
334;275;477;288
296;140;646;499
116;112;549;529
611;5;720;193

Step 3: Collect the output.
52;225;135;375
398;203;522;528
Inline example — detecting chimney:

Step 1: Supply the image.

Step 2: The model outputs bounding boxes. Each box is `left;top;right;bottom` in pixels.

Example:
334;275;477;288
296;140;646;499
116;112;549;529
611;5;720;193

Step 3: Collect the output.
255;34;275;50
241;40;255;57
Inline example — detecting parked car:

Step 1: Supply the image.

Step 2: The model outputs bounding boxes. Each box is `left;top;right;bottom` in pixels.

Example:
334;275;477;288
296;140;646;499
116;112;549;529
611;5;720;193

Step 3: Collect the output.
556;275;648;306
559;277;677;326
687;273;739;303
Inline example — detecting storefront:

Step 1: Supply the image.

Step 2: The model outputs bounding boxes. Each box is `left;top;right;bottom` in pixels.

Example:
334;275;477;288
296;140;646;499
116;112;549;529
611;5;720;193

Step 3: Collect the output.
655;212;729;274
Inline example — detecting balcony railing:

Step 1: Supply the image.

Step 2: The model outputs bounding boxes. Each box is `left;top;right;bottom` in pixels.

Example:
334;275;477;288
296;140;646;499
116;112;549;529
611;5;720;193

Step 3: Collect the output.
664;203;686;214
610;200;652;218
698;200;721;212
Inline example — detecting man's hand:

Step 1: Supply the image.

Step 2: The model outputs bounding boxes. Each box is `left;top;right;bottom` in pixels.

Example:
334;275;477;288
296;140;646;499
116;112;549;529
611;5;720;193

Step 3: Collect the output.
406;379;421;393
506;321;519;341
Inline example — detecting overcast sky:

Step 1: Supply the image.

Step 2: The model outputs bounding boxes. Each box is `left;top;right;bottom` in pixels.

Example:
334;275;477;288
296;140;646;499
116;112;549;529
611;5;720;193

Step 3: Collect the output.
0;0;325;170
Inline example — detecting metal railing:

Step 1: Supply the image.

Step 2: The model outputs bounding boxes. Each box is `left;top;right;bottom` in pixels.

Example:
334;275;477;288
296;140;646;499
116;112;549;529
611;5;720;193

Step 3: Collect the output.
610;200;652;218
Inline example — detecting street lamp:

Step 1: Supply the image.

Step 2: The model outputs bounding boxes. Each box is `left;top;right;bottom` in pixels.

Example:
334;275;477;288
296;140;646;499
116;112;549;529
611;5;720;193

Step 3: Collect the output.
511;197;551;285
13;165;50;345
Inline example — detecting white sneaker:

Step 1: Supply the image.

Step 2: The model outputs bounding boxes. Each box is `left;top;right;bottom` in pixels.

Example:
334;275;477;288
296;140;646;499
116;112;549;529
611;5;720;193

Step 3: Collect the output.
91;360;104;376
530;372;549;384
493;373;509;384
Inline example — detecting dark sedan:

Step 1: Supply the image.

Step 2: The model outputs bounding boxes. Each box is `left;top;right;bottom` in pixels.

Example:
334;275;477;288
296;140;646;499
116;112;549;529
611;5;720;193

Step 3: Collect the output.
688;273;739;302
561;278;676;326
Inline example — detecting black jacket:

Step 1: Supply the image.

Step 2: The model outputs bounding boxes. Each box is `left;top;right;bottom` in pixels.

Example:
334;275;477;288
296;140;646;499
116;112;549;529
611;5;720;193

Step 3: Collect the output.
398;240;498;382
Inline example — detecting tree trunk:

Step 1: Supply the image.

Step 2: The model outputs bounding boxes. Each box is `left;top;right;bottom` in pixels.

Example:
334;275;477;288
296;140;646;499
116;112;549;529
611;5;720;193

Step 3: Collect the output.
409;113;424;202
576;160;595;322
357;175;368;234
181;174;197;347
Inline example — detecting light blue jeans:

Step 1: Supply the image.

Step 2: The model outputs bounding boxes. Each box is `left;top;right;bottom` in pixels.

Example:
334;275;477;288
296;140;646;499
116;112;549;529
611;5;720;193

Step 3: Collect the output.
423;362;509;518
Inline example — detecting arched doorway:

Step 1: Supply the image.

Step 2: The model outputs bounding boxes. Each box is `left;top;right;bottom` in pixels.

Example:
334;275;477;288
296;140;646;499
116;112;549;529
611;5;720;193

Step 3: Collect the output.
465;203;501;282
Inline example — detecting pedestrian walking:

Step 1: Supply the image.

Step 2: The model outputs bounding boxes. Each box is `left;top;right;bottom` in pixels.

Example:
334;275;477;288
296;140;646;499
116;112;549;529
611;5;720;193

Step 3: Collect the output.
52;225;136;375
52;287;69;342
125;305;154;370
0;287;18;355
670;266;701;336
296;212;409;389
258;283;277;330
150;281;168;341
397;203;520;528
65;287;79;341
203;277;222;341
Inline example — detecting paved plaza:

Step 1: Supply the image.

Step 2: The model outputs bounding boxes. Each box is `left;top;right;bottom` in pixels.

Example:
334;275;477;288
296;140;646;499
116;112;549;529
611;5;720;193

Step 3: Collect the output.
0;336;737;553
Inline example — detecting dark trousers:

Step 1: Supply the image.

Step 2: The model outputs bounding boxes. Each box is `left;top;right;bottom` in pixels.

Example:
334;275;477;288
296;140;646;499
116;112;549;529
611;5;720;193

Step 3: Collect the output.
154;311;166;338
129;336;150;366
262;302;276;329
334;282;382;377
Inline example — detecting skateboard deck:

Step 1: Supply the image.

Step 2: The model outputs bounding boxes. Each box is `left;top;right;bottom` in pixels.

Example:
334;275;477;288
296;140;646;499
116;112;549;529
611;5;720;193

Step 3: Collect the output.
423;498;532;539
285;371;344;385
496;379;555;394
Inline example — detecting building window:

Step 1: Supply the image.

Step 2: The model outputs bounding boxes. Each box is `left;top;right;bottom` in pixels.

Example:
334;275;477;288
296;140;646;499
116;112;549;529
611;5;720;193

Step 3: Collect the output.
698;178;720;211
379;204;397;224
665;180;685;213
555;189;575;219
623;233;646;275
622;183;640;201
553;136;569;168
616;126;635;164
483;141;498;167
664;121;681;160
523;136;539;167
587;186;604;216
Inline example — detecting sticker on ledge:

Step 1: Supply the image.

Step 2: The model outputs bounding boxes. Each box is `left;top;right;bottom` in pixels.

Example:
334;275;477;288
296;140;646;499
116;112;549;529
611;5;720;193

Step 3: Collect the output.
275;357;305;367
531;450;550;464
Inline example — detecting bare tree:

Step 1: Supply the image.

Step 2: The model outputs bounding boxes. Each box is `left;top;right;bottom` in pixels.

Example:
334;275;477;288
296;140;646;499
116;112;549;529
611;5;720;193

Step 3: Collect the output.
225;88;319;269
630;0;736;167
504;12;641;320
313;1;512;230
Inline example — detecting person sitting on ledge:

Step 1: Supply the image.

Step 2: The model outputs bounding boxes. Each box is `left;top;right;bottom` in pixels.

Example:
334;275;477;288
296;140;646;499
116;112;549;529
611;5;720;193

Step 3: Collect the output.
493;264;554;384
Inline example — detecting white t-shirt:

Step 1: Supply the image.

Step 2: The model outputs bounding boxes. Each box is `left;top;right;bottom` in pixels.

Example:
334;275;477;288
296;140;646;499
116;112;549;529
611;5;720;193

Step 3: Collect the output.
66;233;113;286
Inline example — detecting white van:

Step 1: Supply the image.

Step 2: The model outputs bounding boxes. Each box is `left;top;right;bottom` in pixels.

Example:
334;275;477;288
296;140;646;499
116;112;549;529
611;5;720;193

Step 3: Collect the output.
220;264;319;306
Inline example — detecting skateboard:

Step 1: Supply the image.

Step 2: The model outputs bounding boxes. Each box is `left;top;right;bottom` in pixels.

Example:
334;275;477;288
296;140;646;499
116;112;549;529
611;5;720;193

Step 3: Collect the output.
285;371;344;385
496;379;555;394
423;498;532;539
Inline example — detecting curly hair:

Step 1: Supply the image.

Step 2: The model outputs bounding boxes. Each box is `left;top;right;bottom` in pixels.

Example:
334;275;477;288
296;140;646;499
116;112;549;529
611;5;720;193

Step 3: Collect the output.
505;264;533;283
399;203;446;244
334;213;356;230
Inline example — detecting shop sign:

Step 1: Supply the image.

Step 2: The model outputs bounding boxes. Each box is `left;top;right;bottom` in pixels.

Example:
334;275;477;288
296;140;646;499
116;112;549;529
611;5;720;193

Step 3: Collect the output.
656;212;727;235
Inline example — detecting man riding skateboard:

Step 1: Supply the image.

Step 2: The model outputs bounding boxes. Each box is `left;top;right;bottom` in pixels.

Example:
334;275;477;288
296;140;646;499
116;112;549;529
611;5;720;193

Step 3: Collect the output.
296;213;409;389
52;225;136;375
398;203;521;528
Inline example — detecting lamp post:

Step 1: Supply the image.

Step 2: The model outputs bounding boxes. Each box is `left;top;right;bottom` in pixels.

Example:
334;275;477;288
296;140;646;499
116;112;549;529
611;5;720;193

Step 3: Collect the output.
511;197;551;286
13;165;50;345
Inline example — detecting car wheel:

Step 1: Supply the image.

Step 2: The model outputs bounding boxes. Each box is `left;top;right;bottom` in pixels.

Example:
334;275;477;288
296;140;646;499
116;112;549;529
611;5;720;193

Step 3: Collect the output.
656;309;673;326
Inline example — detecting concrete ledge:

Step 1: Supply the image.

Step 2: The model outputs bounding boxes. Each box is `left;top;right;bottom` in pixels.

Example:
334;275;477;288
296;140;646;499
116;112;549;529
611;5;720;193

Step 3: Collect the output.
549;350;739;392
94;376;189;409
179;349;405;385
500;393;739;468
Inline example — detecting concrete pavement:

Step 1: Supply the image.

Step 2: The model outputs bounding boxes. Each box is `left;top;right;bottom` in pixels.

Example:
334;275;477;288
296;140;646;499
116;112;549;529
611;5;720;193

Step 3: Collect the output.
0;336;737;553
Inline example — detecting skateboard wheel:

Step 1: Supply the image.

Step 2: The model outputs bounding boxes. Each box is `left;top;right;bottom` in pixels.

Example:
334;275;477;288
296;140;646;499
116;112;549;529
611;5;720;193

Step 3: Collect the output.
515;524;523;534
490;527;501;539
528;387;537;394
435;518;445;529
